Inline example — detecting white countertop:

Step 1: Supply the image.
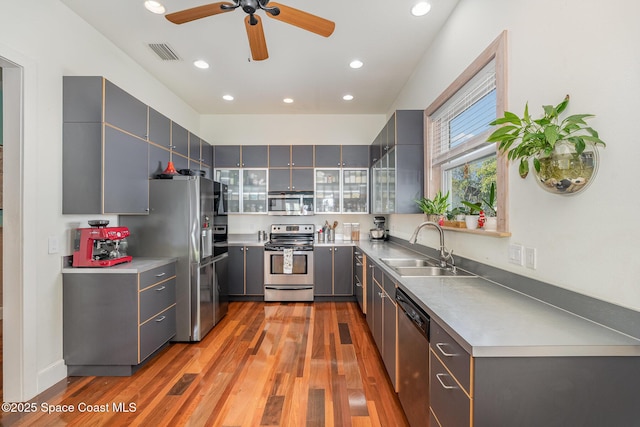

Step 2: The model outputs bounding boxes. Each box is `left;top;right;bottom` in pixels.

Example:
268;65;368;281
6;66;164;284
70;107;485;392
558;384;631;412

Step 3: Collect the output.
356;240;640;358
62;257;176;274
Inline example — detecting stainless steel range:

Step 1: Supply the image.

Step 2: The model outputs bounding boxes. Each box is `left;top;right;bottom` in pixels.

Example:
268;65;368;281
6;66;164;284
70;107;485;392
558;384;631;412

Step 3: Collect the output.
264;224;315;301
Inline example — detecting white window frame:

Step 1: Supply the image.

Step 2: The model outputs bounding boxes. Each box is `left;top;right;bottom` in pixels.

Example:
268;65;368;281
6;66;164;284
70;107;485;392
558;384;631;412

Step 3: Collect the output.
424;31;509;234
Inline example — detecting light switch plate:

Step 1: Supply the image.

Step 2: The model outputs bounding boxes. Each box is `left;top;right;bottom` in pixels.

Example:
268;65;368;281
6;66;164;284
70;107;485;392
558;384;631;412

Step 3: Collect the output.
525;247;537;269
508;244;523;266
48;236;59;254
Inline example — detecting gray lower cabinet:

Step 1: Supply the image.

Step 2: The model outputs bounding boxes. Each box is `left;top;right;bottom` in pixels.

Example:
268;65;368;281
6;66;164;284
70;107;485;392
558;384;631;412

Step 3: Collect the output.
228;245;264;296
429;320;640;427
353;250;365;312
366;259;375;333
314;246;353;296
62;261;177;376
369;262;397;390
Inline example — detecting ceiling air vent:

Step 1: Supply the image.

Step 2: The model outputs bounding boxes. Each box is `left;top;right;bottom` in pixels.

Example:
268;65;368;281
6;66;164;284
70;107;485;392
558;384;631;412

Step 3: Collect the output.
148;43;181;61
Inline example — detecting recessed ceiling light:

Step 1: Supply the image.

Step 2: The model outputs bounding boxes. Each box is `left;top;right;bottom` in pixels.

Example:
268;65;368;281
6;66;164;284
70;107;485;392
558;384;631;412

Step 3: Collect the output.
343;94;354;101
193;60;210;69
144;1;166;14
283;98;294;104
411;1;431;16
223;94;234;101
349;60;364;69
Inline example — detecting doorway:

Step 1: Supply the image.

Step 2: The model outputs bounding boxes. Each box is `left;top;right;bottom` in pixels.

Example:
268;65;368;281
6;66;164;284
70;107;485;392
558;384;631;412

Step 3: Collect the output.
1;50;35;402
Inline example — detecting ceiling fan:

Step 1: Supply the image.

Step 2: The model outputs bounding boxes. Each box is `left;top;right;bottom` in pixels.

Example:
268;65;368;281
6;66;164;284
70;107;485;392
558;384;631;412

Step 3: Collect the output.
165;0;335;61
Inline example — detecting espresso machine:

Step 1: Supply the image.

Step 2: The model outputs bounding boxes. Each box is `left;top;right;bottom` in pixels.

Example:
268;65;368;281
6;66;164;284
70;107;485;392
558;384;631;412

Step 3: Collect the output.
369;216;389;241
72;220;133;267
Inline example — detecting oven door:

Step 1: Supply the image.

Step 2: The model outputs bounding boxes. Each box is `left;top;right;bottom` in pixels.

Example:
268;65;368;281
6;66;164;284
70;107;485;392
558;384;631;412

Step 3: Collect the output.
264;249;314;285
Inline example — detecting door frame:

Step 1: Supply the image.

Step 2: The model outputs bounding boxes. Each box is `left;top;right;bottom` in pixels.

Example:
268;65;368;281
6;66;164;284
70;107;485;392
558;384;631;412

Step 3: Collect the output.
1;47;39;402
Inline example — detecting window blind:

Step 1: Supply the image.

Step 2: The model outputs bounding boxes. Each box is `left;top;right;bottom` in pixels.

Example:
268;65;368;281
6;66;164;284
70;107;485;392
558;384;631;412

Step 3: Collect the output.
429;61;496;166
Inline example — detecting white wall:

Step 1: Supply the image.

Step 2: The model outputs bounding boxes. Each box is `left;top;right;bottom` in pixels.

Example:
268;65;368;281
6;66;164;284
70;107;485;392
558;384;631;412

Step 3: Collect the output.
0;0;201;400
388;0;640;311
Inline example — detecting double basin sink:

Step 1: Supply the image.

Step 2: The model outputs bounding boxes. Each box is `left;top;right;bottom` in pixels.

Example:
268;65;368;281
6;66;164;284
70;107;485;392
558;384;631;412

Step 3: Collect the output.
380;257;475;277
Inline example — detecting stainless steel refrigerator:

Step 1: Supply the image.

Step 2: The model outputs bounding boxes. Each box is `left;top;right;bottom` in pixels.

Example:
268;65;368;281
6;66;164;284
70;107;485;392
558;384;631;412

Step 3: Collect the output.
121;176;228;341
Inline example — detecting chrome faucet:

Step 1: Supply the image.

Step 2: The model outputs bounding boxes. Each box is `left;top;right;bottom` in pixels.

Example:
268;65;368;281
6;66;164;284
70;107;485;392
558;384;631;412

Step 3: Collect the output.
408;221;454;269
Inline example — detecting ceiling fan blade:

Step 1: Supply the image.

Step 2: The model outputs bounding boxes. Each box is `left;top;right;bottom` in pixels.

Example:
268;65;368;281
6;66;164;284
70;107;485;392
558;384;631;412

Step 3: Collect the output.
245;15;269;61
166;2;235;24
266;2;335;37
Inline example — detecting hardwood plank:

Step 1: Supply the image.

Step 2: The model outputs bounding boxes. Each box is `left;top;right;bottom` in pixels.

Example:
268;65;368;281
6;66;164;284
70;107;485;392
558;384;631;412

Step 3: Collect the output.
0;302;408;427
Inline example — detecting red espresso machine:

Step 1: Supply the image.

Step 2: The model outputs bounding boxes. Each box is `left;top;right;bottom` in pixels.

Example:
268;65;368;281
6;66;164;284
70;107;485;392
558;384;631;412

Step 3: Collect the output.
72;220;133;267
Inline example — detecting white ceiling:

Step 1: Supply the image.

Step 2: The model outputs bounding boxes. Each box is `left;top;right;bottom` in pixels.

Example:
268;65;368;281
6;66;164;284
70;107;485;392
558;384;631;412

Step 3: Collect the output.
60;0;459;115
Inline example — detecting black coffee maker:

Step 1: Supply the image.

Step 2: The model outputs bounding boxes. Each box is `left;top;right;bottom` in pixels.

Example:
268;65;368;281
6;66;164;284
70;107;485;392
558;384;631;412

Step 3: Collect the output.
369;216;389;241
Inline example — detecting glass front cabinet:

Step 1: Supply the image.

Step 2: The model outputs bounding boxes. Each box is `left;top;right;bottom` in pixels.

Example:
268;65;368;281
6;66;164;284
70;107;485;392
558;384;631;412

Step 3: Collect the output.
315;168;368;214
215;168;268;214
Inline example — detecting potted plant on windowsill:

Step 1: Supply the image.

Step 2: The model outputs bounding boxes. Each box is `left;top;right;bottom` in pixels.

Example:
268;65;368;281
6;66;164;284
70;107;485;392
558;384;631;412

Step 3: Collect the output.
487;94;606;195
444;206;467;228
416;190;450;224
480;182;497;231
461;200;482;230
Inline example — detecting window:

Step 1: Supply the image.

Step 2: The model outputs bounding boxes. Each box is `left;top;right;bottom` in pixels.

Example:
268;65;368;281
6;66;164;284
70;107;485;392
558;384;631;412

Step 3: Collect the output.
424;31;509;234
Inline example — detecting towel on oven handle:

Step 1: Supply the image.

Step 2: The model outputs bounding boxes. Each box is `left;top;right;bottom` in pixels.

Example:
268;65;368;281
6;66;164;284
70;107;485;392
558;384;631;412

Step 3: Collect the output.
283;248;293;274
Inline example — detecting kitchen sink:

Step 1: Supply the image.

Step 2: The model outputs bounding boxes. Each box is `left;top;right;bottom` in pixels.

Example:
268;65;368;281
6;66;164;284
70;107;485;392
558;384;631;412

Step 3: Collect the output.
380;258;440;268
392;266;475;277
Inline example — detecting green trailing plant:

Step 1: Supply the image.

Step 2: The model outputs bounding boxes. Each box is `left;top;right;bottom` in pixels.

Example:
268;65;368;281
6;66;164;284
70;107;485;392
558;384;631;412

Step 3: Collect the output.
416;190;450;215
486;94;606;178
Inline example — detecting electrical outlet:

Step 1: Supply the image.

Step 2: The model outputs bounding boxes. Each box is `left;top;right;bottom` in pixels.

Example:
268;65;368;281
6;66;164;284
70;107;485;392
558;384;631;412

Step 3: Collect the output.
508;244;523;266
525;247;537;269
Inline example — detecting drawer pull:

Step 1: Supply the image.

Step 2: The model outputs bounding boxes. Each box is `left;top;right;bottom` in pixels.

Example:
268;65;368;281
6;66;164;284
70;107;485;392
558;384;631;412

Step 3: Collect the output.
155;316;166;322
155;272;166;277
378;291;386;299
355;262;363;267
435;343;456;357
355;281;362;288
155;286;166;291
436;373;457;390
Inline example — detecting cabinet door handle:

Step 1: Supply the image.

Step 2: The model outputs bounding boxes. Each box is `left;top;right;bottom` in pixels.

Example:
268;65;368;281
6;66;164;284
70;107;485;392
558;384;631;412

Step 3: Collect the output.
355;281;362;287
155;316;166;322
155;286;166;291
354;251;361;255
155;272;166;277
240;247;244;251
369;264;375;269
435;343;456;357
435;373;456;390
378;291;385;298
334;248;338;252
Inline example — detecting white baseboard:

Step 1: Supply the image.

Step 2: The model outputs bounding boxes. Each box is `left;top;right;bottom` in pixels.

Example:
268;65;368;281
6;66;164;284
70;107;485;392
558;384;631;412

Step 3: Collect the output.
38;359;68;394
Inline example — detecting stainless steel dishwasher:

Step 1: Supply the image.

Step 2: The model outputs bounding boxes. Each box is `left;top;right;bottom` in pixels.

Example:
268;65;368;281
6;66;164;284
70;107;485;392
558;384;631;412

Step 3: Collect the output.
396;288;431;427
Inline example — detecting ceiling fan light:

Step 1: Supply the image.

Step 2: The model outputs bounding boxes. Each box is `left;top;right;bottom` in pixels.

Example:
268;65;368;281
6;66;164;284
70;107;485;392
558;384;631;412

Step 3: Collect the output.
193;60;210;69
223;94;234;101
144;0;165;14
283;98;294;104
343;94;354;101
349;60;363;69
411;2;431;17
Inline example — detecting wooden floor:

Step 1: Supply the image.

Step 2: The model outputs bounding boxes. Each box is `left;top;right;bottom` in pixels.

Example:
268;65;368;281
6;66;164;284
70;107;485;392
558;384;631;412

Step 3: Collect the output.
1;302;408;426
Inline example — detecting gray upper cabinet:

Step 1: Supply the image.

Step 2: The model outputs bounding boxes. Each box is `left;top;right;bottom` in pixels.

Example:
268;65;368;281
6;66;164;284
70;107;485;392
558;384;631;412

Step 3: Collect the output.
189;132;201;162
292;145;314;167
201;142;213;166
394;110;423;145
148;143;170;179
268;169;291;192
314;145;341;167
171;123;189;158
241;145;268;167
341;145;369;168
269;145;291;167
63;76;150;214
104;80;148;139
103;127;149;214
148;108;171;149
291;169;314;191
370;128;384;167
215;145;242;168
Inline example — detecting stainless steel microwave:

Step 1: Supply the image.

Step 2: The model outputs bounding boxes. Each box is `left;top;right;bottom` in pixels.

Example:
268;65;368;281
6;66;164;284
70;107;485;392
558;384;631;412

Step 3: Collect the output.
267;192;314;216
